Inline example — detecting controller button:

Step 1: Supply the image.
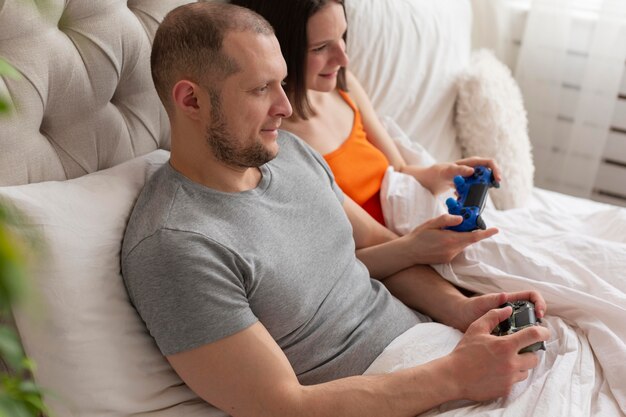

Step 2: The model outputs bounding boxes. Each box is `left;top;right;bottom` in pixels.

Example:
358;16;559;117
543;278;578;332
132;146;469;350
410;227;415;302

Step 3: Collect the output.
445;197;458;210
499;318;512;333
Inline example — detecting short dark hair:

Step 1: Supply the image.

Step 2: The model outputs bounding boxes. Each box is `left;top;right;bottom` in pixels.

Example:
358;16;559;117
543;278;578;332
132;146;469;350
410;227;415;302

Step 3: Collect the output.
151;2;274;112
230;0;347;120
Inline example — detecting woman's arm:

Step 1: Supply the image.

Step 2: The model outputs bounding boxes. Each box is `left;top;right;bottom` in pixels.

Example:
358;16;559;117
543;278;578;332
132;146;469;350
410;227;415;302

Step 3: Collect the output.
345;70;503;194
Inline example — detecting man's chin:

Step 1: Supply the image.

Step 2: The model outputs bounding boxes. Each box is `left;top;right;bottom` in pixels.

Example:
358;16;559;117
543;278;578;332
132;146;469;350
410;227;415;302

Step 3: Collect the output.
240;143;278;168
262;138;280;159
261;148;279;166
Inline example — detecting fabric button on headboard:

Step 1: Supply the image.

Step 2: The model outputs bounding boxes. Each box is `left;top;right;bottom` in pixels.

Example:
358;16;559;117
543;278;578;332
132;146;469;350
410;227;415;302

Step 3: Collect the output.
0;0;193;186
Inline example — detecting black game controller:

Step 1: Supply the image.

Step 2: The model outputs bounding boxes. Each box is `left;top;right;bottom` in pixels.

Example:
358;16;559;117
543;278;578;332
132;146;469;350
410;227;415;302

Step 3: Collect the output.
493;300;546;354
445;165;499;232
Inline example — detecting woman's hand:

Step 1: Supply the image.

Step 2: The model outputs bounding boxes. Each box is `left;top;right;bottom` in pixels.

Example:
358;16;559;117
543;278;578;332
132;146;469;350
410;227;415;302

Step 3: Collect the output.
400;157;502;195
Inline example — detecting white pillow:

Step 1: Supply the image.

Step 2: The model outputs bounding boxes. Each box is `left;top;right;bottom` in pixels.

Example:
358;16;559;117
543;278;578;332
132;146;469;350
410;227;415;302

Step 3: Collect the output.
379;116;448;235
0;150;226;417
345;0;472;163
455;49;535;209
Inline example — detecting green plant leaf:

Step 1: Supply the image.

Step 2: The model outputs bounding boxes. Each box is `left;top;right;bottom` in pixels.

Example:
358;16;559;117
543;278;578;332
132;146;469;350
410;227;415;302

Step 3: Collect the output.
0;58;20;79
0;98;9;114
1;375;46;415
0;199;48;416
0;328;25;371
0;230;28;309
0;200;39;310
0;393;36;417
0;57;19;116
0;199;41;250
16;380;42;395
20;358;36;373
19;393;46;414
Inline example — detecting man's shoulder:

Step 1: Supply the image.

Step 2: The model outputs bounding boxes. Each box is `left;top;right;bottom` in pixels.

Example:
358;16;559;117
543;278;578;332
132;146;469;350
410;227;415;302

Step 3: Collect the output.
121;164;181;259
277;129;307;151
276;130;325;166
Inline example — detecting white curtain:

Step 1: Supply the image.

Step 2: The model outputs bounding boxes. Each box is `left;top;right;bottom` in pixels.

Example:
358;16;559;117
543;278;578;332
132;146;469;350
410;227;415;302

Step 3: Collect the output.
473;0;626;199
471;0;518;67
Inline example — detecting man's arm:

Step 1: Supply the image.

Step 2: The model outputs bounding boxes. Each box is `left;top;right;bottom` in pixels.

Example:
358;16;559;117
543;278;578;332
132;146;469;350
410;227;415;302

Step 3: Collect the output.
343;196;514;331
343;197;497;277
167;313;548;417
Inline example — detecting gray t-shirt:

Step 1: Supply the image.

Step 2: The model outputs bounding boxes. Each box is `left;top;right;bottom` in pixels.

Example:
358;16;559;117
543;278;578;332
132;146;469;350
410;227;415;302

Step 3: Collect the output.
121;131;423;384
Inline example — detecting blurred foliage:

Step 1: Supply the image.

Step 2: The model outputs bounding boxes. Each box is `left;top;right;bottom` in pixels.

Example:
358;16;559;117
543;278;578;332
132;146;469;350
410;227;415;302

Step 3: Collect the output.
0;57;49;416
0;58;20;115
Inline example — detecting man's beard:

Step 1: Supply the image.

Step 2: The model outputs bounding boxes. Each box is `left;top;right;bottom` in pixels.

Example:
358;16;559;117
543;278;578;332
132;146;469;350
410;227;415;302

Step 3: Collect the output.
205;94;275;169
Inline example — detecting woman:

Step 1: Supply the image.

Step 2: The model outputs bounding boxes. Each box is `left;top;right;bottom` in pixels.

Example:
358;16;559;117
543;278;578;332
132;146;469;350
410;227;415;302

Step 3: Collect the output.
231;0;501;262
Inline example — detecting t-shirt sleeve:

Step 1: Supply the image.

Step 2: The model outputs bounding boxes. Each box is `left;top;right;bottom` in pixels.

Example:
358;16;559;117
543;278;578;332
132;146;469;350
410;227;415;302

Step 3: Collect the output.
310;149;345;203
122;229;258;356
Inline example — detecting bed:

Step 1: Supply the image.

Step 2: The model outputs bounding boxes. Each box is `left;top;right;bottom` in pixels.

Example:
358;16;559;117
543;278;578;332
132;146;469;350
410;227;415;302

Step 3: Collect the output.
0;0;624;416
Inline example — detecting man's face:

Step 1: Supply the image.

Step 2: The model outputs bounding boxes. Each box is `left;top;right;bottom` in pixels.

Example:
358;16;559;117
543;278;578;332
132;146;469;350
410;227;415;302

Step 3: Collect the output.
203;32;292;169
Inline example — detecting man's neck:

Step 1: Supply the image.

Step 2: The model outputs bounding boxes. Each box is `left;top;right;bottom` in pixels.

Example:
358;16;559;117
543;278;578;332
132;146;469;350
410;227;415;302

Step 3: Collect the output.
169;149;264;193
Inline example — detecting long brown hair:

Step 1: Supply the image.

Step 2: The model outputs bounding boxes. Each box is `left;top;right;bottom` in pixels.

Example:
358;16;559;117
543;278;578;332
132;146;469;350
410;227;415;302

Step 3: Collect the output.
230;0;348;120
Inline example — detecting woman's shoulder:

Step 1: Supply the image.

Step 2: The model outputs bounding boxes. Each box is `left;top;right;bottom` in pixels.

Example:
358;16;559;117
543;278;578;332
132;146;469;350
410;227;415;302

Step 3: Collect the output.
343;69;370;109
344;69;359;86
344;69;367;93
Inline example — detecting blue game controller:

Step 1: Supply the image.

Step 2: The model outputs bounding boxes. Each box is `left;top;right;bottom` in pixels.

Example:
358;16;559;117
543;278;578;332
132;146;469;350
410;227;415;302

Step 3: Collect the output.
446;166;500;232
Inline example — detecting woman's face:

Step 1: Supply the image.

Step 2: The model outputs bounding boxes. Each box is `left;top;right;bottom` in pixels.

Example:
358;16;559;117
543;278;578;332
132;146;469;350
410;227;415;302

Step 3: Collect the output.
305;2;349;92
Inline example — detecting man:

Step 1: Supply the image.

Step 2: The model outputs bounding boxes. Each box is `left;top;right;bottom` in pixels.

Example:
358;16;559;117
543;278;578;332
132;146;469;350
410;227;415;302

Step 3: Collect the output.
122;3;549;416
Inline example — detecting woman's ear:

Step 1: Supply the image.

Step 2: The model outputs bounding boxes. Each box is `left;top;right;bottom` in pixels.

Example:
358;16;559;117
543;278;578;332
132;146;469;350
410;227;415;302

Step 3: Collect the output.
172;80;204;120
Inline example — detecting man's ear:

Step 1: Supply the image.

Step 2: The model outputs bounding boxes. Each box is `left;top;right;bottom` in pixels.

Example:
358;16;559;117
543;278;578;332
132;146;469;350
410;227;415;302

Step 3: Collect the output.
172;80;204;120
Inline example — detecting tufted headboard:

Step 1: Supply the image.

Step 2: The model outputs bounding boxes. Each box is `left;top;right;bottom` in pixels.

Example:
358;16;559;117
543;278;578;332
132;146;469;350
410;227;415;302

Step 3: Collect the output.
0;1;233;416
0;0;193;186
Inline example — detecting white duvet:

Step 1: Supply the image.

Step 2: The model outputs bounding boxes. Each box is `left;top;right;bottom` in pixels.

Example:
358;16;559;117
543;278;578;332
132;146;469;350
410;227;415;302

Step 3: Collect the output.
372;172;626;416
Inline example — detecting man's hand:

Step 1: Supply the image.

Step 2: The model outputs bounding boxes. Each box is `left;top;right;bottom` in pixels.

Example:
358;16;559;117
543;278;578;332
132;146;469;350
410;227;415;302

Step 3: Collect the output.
450;291;547;332
444;305;550;402
400;157;502;196
402;214;498;264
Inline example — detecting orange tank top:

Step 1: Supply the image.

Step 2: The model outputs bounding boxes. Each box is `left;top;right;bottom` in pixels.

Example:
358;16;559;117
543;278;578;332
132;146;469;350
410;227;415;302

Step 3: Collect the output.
323;90;389;225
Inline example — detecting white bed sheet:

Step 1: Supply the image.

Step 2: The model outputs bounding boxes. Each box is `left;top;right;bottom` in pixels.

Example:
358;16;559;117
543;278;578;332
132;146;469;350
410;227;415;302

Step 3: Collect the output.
376;178;626;416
